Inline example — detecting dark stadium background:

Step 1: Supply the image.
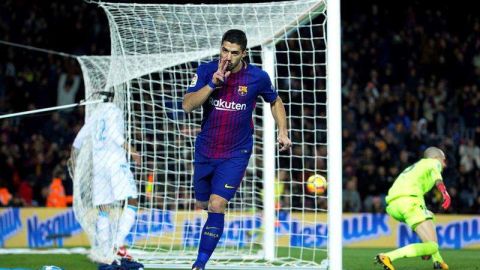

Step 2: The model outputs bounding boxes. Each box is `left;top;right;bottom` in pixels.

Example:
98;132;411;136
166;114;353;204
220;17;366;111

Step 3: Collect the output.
0;0;479;214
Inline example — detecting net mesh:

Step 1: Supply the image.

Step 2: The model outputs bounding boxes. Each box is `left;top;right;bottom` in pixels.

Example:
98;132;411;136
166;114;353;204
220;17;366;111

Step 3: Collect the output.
73;0;327;268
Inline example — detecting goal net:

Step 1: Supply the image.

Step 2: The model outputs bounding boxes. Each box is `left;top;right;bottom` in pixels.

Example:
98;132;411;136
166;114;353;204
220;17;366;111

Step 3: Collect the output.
72;0;336;269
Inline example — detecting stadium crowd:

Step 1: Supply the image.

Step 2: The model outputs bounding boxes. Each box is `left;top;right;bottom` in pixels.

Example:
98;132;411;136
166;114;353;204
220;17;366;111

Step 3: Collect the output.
0;0;479;214
0;0;109;206
340;2;480;214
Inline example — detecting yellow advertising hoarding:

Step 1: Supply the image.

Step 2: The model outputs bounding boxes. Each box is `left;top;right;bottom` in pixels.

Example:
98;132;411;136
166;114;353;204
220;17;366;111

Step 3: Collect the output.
0;208;88;248
0;208;478;249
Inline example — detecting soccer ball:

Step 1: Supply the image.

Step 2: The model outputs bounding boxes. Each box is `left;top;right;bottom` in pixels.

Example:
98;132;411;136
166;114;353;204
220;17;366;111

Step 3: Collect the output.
306;174;327;194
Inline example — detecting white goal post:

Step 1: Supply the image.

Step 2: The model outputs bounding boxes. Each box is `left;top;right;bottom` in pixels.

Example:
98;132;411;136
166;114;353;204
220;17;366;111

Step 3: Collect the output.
71;0;342;269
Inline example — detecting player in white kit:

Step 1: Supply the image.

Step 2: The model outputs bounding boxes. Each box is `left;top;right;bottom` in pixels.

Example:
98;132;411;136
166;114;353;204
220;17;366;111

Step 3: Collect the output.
72;93;139;261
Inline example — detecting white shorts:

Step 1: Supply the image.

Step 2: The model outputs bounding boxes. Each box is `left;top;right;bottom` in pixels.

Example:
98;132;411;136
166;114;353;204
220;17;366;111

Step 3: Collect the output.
92;162;138;206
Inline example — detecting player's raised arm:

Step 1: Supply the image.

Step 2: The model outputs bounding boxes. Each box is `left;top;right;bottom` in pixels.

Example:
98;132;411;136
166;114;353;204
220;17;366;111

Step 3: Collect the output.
182;58;230;113
270;96;291;152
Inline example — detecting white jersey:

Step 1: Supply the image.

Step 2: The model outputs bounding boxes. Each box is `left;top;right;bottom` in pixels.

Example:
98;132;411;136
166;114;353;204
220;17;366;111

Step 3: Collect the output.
73;102;137;205
73;103;126;164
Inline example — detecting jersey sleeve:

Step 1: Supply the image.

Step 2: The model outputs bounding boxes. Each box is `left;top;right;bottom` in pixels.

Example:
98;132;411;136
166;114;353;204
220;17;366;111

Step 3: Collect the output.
187;64;210;93
429;159;443;182
73;124;89;149
258;71;278;103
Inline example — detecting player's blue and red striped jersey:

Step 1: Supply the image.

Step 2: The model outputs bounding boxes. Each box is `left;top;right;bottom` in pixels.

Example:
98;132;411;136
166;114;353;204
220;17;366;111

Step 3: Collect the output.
187;60;278;159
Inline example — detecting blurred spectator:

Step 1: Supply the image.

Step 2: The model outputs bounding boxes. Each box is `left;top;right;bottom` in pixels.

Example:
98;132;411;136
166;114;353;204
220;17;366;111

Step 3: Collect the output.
0;179;13;206
57;72;80;110
343;177;361;212
18;179;34;206
458;139;480;173
46;176;72;207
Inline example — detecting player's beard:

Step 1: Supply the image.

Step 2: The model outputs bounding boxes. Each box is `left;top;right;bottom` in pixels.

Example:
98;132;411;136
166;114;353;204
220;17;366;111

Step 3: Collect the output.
227;60;241;71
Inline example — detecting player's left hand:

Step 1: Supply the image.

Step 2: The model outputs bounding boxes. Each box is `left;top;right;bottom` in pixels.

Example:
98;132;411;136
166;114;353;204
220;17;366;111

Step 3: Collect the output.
436;181;451;210
278;133;292;152
441;190;451;210
131;150;141;165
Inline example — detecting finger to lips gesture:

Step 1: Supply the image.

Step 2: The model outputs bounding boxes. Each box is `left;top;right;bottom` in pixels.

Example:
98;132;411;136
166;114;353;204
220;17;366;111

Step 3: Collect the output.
212;57;231;85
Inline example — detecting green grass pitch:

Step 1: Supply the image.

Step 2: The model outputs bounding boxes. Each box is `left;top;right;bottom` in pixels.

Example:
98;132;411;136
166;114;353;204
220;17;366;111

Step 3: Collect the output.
0;248;478;270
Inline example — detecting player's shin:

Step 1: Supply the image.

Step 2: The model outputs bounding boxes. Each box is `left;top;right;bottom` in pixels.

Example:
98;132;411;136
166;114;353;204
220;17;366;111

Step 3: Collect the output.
116;205;137;247
386;241;438;261
430;221;445;263
431;251;445;263
97;210;112;257
194;212;225;268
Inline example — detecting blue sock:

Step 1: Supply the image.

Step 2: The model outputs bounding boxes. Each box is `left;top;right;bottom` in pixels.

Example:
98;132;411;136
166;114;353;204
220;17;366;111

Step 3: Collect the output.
194;212;225;267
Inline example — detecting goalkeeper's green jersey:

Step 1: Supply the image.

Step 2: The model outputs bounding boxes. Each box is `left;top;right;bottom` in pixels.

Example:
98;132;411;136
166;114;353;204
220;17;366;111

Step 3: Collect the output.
386;158;443;204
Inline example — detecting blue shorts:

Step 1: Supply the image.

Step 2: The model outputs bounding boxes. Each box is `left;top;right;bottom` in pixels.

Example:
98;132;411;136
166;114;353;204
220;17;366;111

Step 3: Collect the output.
193;152;250;202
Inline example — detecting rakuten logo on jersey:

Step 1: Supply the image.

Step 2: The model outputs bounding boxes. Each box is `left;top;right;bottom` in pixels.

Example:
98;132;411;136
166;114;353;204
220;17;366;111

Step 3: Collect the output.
209;97;246;111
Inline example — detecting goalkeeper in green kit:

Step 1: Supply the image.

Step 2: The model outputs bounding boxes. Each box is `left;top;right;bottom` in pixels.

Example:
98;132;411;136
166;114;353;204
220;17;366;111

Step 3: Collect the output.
375;147;450;270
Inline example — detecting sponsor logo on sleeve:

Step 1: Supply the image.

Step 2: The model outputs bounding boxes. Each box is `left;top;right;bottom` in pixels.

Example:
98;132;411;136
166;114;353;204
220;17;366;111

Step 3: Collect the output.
189;74;198;87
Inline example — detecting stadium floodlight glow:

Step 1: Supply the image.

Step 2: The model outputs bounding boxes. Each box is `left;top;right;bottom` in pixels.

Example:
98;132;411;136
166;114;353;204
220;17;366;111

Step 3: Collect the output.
72;0;342;269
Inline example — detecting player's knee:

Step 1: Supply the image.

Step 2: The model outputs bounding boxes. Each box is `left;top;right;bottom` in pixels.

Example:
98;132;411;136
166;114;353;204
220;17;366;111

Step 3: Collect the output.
428;241;439;253
208;200;226;213
196;201;208;211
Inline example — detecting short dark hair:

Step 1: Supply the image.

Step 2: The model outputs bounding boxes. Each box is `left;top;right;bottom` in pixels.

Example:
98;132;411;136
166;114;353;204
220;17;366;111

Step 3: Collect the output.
221;29;247;51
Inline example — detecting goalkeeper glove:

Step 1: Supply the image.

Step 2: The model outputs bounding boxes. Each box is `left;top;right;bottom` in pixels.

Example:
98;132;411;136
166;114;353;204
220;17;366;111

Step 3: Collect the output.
436;181;450;210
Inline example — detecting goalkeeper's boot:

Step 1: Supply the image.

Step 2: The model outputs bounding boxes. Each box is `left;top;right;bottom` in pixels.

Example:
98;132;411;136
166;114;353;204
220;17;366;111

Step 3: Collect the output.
375;254;395;270
117;246;133;260
120;258;144;270
433;261;449;270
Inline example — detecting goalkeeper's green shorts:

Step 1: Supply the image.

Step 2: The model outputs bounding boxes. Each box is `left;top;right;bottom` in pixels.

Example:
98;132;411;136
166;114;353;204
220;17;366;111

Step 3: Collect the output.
386;196;434;230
